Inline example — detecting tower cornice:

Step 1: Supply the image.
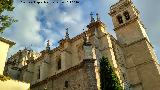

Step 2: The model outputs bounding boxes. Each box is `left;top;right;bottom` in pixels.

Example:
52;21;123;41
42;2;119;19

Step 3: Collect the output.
109;0;133;16
122;37;153;48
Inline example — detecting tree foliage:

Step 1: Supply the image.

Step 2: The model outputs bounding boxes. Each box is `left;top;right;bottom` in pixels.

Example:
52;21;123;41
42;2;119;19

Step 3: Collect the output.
0;0;16;33
100;56;123;90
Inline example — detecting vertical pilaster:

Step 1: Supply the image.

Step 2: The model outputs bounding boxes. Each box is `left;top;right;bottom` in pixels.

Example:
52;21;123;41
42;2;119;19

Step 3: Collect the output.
83;59;98;90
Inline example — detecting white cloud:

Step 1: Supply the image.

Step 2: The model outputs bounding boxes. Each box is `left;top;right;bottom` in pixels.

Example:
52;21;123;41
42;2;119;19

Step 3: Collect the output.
2;2;43;56
41;28;62;47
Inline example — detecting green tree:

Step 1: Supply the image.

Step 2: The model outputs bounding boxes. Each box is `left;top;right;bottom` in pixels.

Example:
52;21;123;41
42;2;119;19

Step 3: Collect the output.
0;0;16;33
99;56;123;90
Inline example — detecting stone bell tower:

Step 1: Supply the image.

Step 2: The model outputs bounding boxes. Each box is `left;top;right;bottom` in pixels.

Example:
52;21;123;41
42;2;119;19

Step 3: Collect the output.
109;0;160;90
109;0;149;44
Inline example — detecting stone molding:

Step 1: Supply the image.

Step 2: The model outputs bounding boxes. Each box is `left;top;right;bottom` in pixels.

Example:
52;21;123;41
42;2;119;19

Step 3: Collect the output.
123;38;153;48
130;82;142;89
0;37;15;47
126;59;157;70
109;0;132;16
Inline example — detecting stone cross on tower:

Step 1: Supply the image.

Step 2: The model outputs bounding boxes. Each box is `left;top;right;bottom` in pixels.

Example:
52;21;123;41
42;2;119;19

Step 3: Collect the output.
47;40;50;46
96;13;100;21
65;28;70;40
46;40;50;51
90;12;95;23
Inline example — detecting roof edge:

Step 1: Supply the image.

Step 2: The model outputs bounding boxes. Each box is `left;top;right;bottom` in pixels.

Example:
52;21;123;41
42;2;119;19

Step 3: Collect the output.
0;37;16;48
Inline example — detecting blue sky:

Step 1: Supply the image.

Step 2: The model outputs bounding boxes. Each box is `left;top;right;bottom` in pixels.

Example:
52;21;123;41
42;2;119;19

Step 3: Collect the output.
1;0;160;62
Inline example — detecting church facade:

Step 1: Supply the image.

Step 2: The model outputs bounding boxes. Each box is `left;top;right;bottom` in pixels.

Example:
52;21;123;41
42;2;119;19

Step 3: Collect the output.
3;0;160;90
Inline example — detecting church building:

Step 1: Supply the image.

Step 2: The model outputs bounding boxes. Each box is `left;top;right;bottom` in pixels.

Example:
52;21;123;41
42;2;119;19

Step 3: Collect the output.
4;0;160;90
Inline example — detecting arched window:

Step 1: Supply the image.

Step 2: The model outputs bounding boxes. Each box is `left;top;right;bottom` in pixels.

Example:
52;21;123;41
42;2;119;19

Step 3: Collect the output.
117;15;123;24
57;58;61;70
123;11;130;20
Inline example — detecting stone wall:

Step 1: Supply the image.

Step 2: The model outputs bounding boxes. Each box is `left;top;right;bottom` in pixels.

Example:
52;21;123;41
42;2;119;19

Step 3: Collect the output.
124;38;160;90
30;59;98;90
111;36;130;89
0;37;15;75
0;39;11;75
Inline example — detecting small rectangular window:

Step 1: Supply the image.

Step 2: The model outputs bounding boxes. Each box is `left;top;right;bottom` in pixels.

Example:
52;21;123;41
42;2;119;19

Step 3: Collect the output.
65;81;69;88
37;66;40;79
57;59;61;70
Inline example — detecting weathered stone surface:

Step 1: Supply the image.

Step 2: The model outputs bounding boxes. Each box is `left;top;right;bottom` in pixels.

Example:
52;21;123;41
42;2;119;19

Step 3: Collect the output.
31;60;97;90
